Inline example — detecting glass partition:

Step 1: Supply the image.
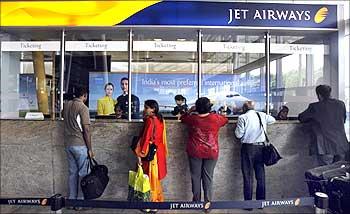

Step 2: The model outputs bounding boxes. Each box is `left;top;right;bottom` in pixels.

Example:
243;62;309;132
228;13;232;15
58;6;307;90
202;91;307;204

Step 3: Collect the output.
132;29;198;117
64;29;129;118
0;28;62;119
202;30;266;116
269;34;331;117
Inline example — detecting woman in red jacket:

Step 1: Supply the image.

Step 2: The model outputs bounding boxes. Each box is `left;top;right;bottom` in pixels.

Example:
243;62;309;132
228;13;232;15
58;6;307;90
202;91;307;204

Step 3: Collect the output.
180;97;228;203
135;99;167;203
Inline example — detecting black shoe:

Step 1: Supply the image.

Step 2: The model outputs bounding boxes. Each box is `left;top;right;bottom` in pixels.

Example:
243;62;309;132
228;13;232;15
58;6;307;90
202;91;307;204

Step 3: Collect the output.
243;208;253;211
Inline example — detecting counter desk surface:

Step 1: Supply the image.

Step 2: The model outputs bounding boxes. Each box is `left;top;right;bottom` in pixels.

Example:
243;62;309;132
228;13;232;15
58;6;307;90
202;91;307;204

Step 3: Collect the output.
0;119;315;201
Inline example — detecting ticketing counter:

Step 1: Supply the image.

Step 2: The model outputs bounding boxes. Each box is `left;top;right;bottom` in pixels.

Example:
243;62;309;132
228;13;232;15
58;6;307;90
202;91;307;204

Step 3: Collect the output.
0;0;348;204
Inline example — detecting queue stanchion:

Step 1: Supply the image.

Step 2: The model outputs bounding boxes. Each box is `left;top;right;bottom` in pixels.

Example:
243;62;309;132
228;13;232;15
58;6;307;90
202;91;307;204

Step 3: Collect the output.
314;192;328;214
50;194;64;213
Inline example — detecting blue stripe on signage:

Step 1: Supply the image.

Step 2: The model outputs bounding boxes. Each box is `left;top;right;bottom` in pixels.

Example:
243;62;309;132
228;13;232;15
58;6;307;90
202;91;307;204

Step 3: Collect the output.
119;1;337;28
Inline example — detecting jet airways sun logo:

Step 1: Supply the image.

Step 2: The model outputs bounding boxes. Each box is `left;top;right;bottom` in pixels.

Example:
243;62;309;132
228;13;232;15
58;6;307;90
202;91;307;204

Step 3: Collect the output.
314;7;328;23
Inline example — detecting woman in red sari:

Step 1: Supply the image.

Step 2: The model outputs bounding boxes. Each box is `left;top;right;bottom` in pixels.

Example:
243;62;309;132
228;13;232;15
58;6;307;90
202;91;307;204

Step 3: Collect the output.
135;99;168;204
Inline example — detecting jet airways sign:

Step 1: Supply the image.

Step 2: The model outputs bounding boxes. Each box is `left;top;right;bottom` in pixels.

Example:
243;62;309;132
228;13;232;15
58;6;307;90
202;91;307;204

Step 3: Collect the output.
228;7;329;24
228;9;311;23
120;2;337;29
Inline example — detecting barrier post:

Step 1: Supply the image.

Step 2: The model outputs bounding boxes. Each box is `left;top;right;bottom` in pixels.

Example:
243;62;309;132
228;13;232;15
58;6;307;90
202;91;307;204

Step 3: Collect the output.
314;192;328;214
50;194;64;213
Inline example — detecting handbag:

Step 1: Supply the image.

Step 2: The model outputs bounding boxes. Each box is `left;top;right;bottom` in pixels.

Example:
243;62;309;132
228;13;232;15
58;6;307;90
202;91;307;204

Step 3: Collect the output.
127;165;151;202
131;118;157;161
80;157;109;199
256;112;282;166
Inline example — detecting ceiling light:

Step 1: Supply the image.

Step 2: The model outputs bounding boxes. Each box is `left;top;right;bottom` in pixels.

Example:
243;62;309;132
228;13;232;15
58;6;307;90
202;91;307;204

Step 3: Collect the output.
153;38;162;41
177;38;186;41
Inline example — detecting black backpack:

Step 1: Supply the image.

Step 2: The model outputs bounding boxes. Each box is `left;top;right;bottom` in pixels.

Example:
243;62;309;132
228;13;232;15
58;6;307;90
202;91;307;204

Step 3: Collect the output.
81;157;109;200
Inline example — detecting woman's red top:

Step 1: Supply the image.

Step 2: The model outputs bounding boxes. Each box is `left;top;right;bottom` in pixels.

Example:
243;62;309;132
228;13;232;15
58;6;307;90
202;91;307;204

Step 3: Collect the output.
181;113;228;159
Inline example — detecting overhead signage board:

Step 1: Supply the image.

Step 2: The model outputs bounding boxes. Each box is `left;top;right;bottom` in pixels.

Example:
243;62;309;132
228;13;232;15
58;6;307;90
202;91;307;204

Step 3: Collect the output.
202;42;329;55
133;41;197;52
1;41;60;51
65;41;128;51
120;1;337;29
1;1;337;29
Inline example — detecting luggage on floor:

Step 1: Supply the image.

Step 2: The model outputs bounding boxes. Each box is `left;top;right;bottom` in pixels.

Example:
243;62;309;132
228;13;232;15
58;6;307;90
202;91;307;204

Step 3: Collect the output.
305;161;350;196
328;176;350;214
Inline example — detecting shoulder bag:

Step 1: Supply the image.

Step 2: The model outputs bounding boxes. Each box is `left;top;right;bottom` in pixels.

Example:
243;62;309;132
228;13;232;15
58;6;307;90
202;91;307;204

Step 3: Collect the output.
256;112;282;166
132;117;157;161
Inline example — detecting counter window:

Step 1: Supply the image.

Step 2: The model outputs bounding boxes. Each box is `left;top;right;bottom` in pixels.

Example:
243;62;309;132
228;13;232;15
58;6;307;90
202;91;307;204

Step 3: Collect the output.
202;30;266;116
63;30;129;118
132;29;198;117
0;29;61;119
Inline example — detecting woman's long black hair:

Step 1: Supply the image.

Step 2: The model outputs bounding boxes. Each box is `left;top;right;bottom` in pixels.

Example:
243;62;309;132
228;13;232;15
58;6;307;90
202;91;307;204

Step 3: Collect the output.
144;99;163;121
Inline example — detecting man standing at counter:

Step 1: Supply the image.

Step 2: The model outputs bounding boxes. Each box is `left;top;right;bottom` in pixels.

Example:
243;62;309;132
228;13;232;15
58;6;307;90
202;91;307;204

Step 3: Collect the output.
235;101;275;207
298;85;349;166
63;86;94;203
115;77;140;119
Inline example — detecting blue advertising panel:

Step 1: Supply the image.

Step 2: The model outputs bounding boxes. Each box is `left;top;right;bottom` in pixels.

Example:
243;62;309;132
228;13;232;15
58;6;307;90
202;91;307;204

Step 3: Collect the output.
89;72;266;115
120;1;337;29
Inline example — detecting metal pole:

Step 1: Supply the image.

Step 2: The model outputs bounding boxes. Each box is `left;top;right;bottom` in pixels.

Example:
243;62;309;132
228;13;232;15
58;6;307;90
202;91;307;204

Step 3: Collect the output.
128;29;133;121
314;192;329;214
197;30;202;99
264;32;270;114
59;29;65;119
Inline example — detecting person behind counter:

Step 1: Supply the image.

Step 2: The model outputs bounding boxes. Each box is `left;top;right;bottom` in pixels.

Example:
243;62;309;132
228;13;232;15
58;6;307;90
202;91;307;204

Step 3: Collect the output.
97;82;117;116
171;94;188;116
276;105;289;120
115;77;140;119
180;97;228;204
134;99;168;206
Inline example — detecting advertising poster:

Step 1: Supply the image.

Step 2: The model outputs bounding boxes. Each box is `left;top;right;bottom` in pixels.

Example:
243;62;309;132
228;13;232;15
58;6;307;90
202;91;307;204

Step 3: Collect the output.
89;72;265;115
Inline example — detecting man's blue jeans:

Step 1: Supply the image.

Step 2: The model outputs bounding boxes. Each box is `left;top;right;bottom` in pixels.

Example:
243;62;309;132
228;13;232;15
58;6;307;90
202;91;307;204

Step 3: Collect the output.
65;146;89;200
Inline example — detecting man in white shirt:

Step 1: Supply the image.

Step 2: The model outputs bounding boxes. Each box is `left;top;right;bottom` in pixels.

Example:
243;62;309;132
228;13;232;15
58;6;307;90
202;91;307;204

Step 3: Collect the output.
235;101;275;204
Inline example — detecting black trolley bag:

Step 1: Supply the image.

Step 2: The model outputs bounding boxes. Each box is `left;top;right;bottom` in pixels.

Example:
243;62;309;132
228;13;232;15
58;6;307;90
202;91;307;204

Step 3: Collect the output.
81;157;109;199
305;161;350;196
327;173;350;214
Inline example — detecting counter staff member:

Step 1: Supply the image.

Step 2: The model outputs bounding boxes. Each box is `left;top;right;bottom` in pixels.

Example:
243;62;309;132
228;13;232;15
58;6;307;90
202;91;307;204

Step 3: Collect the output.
235;101;275;208
115;77;140;119
97;82;117;116
298;85;349;166
63;86;94;203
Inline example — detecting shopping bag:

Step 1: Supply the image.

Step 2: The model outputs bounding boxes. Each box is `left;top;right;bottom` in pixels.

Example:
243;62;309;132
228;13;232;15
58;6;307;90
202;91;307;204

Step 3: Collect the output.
127;165;151;202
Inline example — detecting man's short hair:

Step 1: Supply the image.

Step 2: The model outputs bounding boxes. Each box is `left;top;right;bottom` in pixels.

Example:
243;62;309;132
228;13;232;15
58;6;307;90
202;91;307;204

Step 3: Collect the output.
195;97;212;114
120;77;128;83
316;85;331;99
242;101;255;113
74;86;88;98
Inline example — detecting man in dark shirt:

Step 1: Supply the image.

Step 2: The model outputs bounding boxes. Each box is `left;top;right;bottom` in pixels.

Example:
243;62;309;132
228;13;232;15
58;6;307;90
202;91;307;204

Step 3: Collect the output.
115;77;140;119
298;85;349;166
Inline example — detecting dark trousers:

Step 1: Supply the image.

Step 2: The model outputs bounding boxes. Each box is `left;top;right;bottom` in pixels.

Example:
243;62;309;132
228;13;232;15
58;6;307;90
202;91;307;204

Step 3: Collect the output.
188;156;217;202
241;144;265;200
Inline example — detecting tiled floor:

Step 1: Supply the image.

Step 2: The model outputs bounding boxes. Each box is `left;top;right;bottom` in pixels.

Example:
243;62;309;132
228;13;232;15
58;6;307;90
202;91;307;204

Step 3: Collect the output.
0;205;314;214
